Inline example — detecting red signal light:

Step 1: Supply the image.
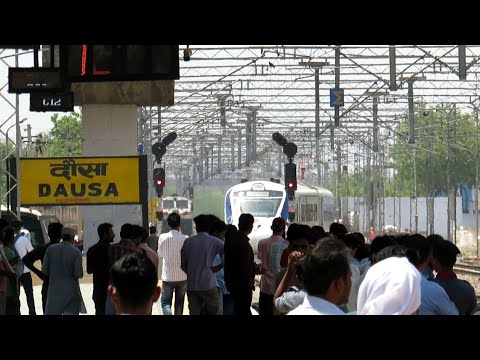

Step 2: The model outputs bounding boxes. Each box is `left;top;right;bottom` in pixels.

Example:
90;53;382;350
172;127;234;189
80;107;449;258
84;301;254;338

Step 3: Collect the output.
156;179;163;186
288;182;294;188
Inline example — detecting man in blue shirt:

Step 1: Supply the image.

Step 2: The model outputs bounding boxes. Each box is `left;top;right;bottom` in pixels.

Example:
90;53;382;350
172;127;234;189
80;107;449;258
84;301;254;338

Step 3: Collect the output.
181;215;224;315
403;235;458;315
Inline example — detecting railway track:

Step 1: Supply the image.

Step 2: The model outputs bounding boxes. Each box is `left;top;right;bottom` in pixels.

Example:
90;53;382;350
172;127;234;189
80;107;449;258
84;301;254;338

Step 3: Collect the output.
255;263;480;302
453;262;480;301
454;263;480;276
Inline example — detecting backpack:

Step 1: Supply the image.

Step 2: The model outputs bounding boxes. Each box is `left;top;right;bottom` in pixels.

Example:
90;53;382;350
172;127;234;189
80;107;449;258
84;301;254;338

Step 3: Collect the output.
9;234;25;278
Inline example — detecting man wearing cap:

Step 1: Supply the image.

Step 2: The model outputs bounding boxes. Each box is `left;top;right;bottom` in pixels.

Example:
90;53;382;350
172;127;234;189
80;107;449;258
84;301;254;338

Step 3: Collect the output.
257;217;288;316
431;239;477;315
42;227;86;315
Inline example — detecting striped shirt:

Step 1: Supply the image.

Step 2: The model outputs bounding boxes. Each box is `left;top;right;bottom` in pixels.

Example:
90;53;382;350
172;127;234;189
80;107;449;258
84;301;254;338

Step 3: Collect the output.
158;230;188;282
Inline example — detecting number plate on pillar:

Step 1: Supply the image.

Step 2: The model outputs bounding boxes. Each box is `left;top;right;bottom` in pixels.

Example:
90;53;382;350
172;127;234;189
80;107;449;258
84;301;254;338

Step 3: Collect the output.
30;92;74;112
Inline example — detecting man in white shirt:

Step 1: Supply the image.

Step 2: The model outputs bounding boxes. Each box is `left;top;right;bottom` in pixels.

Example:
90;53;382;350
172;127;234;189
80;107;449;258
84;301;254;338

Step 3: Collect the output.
289;238;351;315
20;225;31;241
158;212;188;315
12;220;36;315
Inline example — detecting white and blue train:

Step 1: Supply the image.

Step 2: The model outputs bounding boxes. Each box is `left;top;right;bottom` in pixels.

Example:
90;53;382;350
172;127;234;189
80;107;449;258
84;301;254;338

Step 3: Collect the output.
224;180;335;253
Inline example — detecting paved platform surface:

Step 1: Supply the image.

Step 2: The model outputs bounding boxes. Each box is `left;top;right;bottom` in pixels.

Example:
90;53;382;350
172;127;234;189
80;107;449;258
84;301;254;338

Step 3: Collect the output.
19;282;259;315
22;258;259;315
19;283;161;315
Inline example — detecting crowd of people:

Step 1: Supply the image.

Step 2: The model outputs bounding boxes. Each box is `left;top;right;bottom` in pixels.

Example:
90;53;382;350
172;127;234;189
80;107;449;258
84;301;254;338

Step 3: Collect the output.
0;212;478;315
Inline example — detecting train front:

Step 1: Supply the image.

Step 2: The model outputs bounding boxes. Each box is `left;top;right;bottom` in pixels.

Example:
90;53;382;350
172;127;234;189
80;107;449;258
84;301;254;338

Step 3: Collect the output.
226;181;287;253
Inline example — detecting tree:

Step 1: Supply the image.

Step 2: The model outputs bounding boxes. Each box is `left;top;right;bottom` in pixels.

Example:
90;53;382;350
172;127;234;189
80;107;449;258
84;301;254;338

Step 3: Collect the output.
390;104;477;197
325;168;386;199
45;112;83;157
1;113;83;205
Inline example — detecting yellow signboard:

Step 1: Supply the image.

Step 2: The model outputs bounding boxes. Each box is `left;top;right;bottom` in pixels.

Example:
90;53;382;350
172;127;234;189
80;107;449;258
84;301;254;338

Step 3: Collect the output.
20;156;142;206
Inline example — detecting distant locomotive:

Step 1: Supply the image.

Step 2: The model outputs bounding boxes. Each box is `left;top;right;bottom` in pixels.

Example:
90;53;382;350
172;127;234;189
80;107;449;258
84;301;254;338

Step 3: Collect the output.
160;195;193;217
224;180;335;253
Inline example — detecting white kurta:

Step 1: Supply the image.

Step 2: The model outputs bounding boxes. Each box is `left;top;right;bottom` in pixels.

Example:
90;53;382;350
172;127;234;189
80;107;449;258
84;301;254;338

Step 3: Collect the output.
43;242;86;315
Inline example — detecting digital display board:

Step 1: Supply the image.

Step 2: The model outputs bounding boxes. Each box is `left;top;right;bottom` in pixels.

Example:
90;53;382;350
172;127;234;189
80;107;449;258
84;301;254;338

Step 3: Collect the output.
8;68;65;93
62;45;179;82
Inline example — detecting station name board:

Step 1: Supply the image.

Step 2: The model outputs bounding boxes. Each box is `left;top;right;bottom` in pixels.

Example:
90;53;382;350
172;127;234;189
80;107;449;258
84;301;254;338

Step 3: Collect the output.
20;156;142;205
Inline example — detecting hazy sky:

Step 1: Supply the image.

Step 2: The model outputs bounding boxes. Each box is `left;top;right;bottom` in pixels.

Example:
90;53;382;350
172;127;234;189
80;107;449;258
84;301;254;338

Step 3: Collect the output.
0;49;80;138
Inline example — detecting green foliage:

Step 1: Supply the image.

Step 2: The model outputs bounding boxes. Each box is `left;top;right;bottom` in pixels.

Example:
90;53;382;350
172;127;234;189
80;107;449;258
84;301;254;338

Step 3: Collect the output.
45;112;83;156
1;112;82;205
325;169;386;197
326;172;365;196
191;190;225;219
391;104;478;196
161;184;225;219
324;103;478;199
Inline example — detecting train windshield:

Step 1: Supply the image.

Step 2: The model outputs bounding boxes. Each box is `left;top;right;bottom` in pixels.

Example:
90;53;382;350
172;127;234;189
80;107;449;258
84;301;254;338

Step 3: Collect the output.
163;200;175;209
232;190;283;217
176;200;189;209
236;199;282;217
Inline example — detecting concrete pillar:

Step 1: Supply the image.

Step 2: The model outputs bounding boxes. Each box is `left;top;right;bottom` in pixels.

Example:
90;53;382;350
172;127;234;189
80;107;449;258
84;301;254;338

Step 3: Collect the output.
80;104;141;253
